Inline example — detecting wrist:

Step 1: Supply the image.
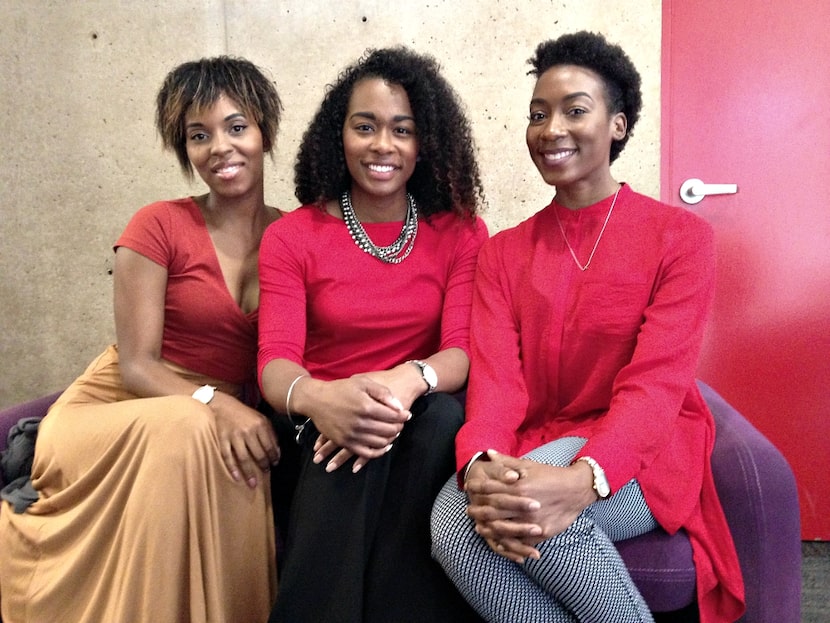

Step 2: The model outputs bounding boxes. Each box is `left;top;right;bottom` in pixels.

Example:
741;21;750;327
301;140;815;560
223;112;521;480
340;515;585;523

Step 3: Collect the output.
463;450;490;483
573;456;611;500
406;359;437;396
192;384;217;405
285;374;314;417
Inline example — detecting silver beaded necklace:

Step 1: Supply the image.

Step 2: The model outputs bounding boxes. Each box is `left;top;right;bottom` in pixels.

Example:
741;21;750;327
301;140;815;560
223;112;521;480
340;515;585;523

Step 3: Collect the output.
339;191;418;264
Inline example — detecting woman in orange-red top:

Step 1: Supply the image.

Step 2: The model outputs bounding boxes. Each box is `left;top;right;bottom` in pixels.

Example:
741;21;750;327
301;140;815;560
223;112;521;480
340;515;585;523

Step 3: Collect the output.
0;56;283;623
431;31;745;623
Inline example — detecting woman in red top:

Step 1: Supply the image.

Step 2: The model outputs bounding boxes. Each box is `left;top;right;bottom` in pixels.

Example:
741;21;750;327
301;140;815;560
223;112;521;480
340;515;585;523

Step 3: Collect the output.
431;32;745;623
0;57;283;623
258;47;487;623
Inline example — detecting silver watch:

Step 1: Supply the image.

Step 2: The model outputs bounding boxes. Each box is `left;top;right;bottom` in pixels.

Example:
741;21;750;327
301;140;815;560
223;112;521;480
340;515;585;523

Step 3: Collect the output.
408;360;437;395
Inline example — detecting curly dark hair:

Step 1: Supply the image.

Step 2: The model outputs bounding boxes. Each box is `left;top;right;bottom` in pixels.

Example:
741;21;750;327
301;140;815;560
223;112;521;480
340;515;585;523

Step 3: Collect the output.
294;46;484;218
528;31;642;163
156;56;283;178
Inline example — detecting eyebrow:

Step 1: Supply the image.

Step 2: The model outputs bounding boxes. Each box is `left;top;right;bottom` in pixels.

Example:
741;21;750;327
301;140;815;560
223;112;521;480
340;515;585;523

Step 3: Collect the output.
185;112;246;129
530;91;595;106
348;111;416;123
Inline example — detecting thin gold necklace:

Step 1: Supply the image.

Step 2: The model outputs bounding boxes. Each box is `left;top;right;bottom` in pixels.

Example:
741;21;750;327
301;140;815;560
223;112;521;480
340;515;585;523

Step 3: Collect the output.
553;186;621;271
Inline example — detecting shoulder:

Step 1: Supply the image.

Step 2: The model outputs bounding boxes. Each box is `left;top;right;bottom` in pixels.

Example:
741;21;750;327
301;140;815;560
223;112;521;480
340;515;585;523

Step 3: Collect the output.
270;204;330;229
619;186;715;265
482;204;548;255
427;211;490;240
125;197;200;230
261;203;334;252
622;185;712;233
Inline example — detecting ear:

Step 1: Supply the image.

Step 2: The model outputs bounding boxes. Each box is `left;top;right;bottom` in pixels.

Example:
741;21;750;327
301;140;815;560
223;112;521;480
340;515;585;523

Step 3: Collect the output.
611;112;627;141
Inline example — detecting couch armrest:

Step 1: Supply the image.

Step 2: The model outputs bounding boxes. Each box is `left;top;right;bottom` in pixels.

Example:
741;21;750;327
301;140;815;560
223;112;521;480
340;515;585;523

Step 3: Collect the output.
0;392;62;487
698;380;801;623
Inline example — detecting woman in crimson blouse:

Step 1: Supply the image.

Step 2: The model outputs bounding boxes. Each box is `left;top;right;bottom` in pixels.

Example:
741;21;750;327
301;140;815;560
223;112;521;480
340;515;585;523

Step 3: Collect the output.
431;31;745;623
258;47;487;623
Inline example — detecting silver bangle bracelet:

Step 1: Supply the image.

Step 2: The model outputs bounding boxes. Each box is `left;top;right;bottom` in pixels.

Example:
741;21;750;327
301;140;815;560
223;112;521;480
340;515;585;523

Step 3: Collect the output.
285;374;310;444
285;374;308;417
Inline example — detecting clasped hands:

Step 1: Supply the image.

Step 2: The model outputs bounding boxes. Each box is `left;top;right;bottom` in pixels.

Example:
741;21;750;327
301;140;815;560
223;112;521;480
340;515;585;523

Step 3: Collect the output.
305;371;414;473
464;450;598;564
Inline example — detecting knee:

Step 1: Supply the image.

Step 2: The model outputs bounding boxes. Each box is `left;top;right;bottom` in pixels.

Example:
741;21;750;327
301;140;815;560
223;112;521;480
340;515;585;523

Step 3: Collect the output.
522;436;587;466
430;478;473;563
136;396;216;462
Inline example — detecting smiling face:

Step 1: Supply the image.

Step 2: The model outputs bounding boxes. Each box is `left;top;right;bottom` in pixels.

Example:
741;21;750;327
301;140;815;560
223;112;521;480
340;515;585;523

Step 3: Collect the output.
526;65;626;205
342;78;419;220
184;93;265;201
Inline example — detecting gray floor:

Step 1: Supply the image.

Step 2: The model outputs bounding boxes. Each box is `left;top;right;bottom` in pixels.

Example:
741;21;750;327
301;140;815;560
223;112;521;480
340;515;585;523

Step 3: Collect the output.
802;542;829;623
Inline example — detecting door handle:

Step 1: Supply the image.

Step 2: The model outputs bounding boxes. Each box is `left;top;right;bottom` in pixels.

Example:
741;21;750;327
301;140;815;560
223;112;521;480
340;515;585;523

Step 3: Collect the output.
679;178;738;205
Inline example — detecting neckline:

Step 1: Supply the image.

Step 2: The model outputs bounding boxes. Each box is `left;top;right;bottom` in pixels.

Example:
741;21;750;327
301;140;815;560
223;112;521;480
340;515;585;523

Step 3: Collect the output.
552;183;626;217
186;196;259;319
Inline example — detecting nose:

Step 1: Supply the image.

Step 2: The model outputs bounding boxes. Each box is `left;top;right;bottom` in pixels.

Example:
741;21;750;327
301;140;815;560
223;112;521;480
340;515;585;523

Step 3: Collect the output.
370;128;394;153
209;133;233;155
540;113;567;139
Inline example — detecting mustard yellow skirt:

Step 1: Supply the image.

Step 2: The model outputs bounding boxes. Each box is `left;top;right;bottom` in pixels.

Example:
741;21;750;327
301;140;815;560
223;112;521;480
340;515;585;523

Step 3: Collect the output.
0;346;276;622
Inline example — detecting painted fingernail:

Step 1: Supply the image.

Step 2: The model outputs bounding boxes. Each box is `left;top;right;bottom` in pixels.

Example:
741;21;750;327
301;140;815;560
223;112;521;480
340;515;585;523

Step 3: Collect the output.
313;453;323;464
352;462;363;474
326;461;338;473
384;443;393;453
390;397;403;410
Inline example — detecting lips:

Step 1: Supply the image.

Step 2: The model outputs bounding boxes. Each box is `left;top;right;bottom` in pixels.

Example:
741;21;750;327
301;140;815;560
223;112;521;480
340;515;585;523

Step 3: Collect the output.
540;148;576;165
366;163;398;173
212;162;243;180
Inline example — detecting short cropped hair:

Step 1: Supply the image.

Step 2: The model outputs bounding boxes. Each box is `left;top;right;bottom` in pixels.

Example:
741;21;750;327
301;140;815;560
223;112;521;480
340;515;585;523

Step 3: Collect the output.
528;31;642;163
156;56;283;177
294;46;484;218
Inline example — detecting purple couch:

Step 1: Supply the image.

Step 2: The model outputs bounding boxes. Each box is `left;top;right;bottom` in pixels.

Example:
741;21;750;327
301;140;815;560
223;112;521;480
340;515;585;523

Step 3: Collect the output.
0;382;801;621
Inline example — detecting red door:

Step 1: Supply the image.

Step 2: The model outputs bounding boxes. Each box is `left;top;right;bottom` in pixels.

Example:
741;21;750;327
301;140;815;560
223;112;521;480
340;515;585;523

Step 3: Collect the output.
662;0;830;539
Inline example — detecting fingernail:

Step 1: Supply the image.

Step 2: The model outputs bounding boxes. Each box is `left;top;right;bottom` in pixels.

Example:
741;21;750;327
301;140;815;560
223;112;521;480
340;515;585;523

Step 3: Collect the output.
231;470;241;481
384;443;393;453
313;453;323;464
326;462;338;473
390;397;403;410
406;411;413;421
247;477;258;488
352;462;363;474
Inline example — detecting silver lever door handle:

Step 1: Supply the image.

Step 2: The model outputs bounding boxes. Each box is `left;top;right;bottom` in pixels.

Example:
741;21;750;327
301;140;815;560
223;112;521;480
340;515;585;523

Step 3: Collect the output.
680;178;738;205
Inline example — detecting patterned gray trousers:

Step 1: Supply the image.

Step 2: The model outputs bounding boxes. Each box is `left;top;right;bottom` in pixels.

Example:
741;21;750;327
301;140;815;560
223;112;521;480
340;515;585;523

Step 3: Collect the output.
430;437;657;623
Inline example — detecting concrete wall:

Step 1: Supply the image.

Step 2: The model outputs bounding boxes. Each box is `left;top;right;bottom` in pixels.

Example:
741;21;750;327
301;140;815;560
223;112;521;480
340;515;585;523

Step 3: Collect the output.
0;0;661;408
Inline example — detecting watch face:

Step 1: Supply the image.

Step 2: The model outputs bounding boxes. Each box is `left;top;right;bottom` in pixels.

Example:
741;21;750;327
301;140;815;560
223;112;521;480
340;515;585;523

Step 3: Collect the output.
422;364;438;389
193;385;215;404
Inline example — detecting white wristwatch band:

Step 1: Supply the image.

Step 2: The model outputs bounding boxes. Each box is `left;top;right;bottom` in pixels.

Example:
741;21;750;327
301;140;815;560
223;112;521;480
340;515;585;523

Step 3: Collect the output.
575;456;611;499
192;384;217;405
